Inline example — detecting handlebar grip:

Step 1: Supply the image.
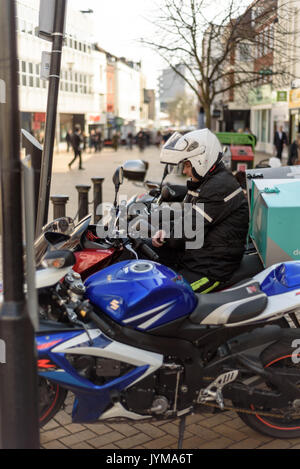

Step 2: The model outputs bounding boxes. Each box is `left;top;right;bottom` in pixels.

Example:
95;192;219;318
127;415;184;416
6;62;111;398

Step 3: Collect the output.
139;242;160;262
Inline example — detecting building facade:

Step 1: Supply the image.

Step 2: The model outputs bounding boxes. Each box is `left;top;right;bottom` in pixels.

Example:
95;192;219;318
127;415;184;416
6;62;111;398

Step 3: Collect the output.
17;0;107;147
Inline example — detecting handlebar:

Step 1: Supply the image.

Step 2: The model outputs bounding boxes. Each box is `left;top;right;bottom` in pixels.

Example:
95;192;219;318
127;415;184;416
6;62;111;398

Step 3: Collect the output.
161;184;187;203
129;237;160;262
138;242;160;262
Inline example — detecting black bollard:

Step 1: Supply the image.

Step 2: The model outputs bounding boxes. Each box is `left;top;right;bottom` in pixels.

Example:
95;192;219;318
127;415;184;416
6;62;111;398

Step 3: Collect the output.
76;185;91;222
91;178;105;224
51;195;69;220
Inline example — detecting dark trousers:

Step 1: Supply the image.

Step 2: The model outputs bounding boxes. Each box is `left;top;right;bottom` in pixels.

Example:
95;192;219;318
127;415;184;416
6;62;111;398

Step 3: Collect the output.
69;149;82;169
275;144;283;160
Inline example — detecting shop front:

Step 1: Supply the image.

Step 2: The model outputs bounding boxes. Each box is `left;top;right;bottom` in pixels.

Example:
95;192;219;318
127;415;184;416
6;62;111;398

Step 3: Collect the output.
249;85;273;154
20;112;46;143
60;113;85;143
223;108;250;133
250;85;289;154
289;89;300;143
86;113;106;137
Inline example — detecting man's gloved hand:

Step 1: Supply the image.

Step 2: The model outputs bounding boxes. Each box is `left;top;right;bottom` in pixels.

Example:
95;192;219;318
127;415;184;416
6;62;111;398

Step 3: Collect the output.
152;230;167;248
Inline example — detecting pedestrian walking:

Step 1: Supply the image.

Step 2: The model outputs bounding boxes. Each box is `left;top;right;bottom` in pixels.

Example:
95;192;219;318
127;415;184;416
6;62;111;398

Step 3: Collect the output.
127;132;134;150
66;129;73;152
68;125;85;170
155;130;162;148
112;132;120;152
274;125;288;161
136;129;146;152
95;128;103;152
288;134;300;166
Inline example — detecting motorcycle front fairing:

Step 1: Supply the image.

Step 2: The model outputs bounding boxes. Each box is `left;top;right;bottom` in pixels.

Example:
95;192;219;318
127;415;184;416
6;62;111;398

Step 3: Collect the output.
36;324;163;423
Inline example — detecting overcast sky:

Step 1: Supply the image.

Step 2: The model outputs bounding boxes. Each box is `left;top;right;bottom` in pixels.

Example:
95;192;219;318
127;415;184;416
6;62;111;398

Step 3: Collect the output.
72;0;164;89
71;0;253;89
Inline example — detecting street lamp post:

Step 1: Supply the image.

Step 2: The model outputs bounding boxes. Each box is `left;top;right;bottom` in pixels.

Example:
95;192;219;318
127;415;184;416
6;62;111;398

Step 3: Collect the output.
0;0;40;449
36;0;68;236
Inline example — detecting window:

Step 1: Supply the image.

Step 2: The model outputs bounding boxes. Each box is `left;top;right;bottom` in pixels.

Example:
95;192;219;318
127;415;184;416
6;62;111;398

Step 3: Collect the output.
239;43;251;62
269;24;274;51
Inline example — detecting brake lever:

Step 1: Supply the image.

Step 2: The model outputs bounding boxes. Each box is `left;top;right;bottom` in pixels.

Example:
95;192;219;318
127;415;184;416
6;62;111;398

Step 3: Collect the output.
124;241;139;260
66;306;94;346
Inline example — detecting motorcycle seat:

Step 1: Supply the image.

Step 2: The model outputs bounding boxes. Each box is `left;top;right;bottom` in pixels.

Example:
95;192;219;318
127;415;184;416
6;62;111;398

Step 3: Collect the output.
190;282;268;326
214;252;263;292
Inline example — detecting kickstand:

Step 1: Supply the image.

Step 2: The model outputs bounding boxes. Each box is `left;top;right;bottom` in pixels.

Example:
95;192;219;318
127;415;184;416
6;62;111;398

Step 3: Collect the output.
178;416;186;450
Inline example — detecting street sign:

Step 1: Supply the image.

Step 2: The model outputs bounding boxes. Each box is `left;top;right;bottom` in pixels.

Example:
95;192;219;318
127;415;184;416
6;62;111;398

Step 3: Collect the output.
38;0;67;41
41;51;51;80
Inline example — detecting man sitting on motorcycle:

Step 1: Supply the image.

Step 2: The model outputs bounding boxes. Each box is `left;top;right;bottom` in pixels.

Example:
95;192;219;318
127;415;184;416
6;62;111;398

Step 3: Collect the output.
151;129;249;294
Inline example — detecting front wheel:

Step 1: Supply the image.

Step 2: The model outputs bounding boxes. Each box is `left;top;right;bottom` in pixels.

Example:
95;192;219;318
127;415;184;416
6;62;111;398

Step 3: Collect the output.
237;342;300;439
39;378;67;427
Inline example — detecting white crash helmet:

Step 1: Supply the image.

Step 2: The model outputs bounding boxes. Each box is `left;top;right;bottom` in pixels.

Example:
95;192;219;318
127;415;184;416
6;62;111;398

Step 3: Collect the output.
160;129;223;179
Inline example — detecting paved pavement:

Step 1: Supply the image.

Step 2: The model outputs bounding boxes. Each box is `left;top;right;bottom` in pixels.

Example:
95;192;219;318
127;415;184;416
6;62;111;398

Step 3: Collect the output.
3;146;300;449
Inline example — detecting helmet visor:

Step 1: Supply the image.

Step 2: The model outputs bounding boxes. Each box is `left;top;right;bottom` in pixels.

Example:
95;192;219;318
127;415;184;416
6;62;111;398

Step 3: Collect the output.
163;132;183;150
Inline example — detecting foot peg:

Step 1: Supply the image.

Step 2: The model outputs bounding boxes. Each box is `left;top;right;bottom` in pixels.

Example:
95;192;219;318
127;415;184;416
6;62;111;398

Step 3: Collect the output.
198;370;239;410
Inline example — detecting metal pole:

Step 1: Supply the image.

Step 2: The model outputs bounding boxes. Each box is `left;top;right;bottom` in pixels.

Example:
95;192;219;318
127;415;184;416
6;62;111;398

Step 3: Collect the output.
91;178;105;224
36;0;68;236
0;0;39;449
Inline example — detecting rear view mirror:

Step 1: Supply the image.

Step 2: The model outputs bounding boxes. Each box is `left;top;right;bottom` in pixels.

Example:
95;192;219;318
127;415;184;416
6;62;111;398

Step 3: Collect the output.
113;166;124;188
123;160;148;182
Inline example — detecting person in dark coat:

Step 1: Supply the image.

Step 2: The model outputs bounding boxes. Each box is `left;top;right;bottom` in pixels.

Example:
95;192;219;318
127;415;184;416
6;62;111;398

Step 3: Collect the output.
127;132;134;150
136;130;146;152
68;125;85;170
288;134;300;166
151;129;249;294
274;126;288;160
66;129;73;153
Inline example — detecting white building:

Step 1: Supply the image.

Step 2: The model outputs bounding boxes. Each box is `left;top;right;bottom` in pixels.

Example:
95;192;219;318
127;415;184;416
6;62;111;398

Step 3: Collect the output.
114;58;141;136
159;65;193;112
16;0;107;147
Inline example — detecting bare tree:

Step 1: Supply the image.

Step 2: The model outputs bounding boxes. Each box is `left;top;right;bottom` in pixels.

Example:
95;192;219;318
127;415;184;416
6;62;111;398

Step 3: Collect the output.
142;0;300;129
166;93;197;126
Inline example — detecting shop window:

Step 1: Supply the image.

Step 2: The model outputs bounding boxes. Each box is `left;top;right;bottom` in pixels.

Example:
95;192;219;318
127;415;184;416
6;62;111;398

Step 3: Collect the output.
20;19;26;34
27;23;34;35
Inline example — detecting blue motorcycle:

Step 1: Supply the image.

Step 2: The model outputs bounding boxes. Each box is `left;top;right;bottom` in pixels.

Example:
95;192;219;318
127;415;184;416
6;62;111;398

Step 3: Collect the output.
35;248;300;445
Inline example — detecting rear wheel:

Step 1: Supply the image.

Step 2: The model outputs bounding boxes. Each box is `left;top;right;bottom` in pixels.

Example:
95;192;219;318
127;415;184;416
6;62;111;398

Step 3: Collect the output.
39;378;67;427
237;342;300;439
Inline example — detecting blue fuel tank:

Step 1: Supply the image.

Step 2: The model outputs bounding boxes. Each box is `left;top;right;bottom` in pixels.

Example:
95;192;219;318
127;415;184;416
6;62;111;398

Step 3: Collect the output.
85;261;197;331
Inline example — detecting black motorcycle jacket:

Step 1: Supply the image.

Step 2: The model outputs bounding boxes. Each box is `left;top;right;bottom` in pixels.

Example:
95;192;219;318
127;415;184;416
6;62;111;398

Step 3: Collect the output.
166;162;249;282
